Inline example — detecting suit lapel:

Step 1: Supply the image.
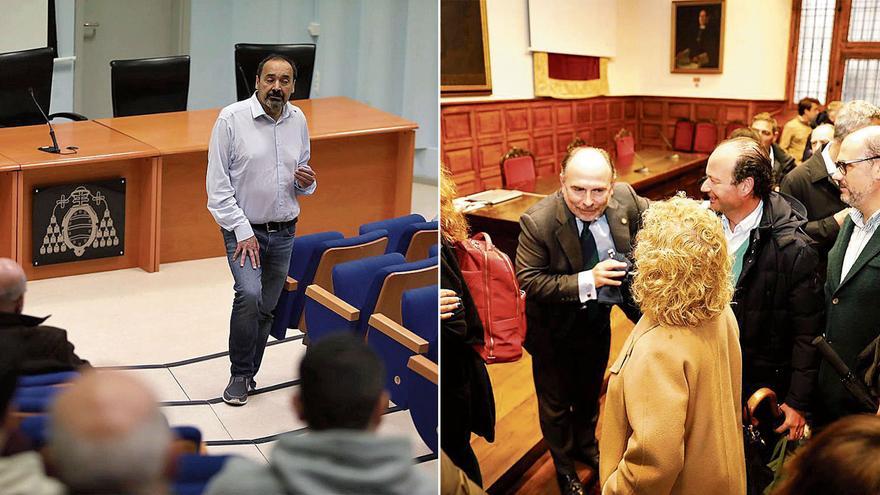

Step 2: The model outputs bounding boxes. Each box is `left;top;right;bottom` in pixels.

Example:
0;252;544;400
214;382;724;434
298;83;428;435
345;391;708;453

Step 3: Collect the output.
827;220;851;293
553;193;583;271
836;224;880;293
604;194;632;254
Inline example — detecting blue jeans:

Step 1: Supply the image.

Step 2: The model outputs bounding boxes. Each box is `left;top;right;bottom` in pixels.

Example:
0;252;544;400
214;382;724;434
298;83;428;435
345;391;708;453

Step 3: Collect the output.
221;223;296;378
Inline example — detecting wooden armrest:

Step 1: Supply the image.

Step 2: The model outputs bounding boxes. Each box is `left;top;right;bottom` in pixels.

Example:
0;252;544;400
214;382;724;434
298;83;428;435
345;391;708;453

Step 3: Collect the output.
368;313;429;354
305;284;359;321
407;355;438;385
284;276;298;292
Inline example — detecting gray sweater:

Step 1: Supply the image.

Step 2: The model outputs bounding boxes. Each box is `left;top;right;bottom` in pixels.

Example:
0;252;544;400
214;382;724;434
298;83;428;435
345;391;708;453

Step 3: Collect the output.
205;430;435;495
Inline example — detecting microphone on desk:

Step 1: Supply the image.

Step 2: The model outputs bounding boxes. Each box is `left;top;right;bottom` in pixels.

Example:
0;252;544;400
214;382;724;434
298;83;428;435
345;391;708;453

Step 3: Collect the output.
28;87;61;154
236;64;253;97
658;133;679;160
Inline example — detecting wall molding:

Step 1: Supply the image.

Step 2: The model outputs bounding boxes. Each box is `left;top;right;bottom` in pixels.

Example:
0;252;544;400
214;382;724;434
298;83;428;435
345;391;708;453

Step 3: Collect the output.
441;95;786;194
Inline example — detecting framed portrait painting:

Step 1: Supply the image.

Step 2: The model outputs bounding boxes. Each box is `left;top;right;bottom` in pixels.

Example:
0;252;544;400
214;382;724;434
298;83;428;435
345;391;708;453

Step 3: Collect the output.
671;1;725;74
441;0;492;95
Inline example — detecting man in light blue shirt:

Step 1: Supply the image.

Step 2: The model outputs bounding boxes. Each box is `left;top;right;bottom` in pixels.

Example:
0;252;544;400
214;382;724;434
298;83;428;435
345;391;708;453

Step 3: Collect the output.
206;55;317;406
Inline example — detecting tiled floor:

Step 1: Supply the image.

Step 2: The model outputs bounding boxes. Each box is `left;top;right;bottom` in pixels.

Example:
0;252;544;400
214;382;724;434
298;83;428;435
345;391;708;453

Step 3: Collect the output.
24;182;438;481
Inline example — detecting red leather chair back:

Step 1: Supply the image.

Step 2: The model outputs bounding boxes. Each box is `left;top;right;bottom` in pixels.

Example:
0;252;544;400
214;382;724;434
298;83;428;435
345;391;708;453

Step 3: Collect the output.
673;120;695;152
502;155;536;192
725;121;745;139
615;134;635;168
693;122;718;153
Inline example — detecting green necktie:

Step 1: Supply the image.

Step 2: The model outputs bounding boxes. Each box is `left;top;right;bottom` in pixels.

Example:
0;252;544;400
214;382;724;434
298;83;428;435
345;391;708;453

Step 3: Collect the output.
581;222;599;271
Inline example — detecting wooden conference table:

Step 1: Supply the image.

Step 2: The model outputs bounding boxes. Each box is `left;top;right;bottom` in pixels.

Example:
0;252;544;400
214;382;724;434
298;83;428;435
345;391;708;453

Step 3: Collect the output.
466;149;708;261
0;97;417;280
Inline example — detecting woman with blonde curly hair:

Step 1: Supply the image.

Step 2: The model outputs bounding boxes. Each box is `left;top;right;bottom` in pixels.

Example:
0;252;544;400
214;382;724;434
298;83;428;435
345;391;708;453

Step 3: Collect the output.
599;196;746;495
439;166;495;487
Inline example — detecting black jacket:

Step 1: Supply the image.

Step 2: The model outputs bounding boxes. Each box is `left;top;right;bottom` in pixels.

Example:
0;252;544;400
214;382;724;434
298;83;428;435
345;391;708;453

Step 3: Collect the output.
771;143;797;187
440;242;495;442
732;193;823;412
0;312;89;374
779;146;847;263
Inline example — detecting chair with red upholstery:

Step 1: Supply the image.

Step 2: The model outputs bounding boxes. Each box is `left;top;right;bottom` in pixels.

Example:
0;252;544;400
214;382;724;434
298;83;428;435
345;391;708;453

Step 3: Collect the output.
693;121;719;153
725;121;746;139
500;148;537;192
614;128;635;168
673;119;695;152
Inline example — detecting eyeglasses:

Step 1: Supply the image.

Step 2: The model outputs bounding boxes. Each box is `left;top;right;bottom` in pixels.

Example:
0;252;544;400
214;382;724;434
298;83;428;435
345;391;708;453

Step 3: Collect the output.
835;155;880;176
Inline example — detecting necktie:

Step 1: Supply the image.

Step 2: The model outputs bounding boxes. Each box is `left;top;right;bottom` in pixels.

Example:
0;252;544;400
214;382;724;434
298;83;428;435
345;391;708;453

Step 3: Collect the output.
581;221;599;271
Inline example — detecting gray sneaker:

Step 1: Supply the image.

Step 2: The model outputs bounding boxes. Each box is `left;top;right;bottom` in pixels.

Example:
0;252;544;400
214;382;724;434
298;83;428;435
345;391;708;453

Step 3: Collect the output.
223;376;248;406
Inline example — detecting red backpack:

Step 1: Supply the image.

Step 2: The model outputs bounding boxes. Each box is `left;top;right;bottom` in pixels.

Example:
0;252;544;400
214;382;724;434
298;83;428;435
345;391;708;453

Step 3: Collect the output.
455;232;527;363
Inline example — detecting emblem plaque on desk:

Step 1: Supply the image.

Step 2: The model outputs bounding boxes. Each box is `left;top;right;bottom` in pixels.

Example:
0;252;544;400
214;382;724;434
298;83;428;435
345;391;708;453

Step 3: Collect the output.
32;179;126;266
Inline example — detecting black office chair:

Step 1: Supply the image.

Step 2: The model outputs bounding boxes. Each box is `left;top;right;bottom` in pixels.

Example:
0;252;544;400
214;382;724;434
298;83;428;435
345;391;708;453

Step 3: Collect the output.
0;47;86;127
110;55;190;117
234;43;316;101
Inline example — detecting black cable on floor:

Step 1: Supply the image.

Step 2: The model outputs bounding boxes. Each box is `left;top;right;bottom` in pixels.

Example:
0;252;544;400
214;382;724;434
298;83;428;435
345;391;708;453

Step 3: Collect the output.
159;378;302;407
414;452;438;464
100;334;305;371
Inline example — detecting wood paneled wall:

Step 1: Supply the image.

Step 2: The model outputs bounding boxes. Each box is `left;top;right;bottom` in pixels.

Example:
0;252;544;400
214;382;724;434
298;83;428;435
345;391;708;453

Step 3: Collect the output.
442;96;786;194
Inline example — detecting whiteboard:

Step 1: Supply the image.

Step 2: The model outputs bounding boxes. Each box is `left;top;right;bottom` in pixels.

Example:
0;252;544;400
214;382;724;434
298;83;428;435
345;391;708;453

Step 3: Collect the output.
528;0;616;57
0;0;48;54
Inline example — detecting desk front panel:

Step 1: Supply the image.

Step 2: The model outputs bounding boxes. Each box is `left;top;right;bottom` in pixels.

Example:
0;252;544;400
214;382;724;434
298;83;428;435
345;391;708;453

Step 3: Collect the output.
158;130;416;264
0;171;18;260
18;157;159;280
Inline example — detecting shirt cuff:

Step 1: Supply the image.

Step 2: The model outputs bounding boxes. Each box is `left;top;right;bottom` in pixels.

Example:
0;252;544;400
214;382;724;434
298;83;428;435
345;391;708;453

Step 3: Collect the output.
578;270;597;303
233;223;254;243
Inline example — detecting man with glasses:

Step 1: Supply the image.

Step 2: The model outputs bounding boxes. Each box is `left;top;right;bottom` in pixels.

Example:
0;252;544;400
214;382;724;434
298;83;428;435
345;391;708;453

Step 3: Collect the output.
701;138;822;447
516;147;648;495
816;125;880;425
781;100;880;275
750;112;795;185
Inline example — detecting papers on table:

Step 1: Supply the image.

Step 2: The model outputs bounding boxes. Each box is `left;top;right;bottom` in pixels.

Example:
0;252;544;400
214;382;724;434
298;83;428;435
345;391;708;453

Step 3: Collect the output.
454;189;524;213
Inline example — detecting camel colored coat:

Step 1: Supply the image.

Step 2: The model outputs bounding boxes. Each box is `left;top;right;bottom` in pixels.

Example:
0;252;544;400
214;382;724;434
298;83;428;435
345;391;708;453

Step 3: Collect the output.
599;307;746;495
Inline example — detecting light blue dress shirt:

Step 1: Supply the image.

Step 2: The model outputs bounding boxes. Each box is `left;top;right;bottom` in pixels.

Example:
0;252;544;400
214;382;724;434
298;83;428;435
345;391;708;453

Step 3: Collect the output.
575;215;616;303
206;93;317;242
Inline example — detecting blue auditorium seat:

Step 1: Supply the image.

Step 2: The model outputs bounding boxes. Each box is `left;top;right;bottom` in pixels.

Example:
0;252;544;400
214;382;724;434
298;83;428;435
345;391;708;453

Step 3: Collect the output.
407;355;438;454
13;385;62;413
428;244;438;258
277;229;390;337
18;371;79;387
399;221;439;261
19;414;203;452
172;454;233;495
270;231;344;339
359;214;425;255
401;285;439;363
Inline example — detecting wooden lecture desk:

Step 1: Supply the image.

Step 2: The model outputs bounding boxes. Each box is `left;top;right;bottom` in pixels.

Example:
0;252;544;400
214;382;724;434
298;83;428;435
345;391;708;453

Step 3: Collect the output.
0;97;418;279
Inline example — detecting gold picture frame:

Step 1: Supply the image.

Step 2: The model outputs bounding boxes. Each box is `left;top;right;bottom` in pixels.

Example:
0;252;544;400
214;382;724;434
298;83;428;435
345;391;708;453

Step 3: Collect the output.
441;0;492;95
671;1;725;74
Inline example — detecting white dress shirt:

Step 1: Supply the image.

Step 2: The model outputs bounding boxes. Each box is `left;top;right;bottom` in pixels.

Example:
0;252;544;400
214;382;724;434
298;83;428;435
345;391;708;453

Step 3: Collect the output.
822;142;836;178
206;93;317;242
721;201;764;253
575;215;616;303
841;208;880;280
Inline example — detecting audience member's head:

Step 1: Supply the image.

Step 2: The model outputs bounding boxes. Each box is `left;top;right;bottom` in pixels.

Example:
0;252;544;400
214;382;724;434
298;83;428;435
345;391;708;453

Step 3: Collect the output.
559;146;616;222
295;334;387;431
798;97;821;123
0;258;26;314
772;415;880;495
49;371;172;495
832;125;880;217
702;137;773;217
440;165;469;244
811;123;835;154
826;100;843;123
729;127;761;144
750;112;779;151
833;100;880;143
632;196;732;327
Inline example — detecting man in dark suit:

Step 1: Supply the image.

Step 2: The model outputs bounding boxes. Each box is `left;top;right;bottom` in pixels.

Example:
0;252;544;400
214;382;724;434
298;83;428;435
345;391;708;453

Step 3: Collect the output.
780;101;880;274
0;258;89;374
816;125;880;425
516;147;648;495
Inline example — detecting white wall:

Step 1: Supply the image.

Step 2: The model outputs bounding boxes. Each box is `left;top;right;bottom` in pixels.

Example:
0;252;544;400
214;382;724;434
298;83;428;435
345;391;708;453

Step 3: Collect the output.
444;0;792;103
608;0;790;99
0;0;47;53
